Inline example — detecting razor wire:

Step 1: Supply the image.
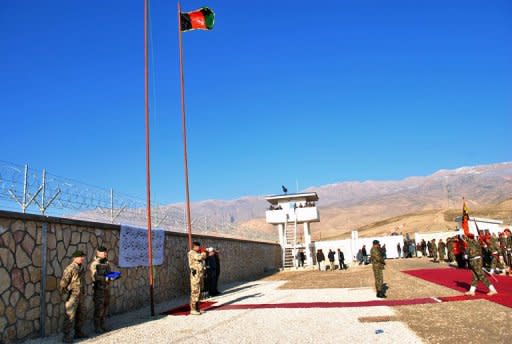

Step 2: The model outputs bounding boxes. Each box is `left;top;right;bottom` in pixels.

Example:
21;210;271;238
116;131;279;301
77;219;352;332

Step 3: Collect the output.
0;160;270;240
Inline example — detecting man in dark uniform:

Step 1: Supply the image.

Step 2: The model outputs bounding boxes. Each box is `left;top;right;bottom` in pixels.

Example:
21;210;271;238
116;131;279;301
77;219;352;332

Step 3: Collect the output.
59;250;88;343
89;246;112;333
371;240;386;298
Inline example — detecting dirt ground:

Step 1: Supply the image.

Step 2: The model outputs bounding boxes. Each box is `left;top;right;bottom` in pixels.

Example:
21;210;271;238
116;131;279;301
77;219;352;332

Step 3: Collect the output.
262;258;512;344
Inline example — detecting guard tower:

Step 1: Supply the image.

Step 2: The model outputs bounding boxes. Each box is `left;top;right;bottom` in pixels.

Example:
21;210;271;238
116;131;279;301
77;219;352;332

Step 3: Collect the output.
265;192;320;268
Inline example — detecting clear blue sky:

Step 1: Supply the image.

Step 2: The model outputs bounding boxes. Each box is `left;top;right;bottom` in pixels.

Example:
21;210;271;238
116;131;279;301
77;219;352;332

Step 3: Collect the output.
1;0;511;203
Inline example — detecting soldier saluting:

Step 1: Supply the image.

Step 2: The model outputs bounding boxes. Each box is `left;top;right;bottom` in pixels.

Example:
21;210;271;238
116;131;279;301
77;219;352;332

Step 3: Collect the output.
89;246;112;333
188;241;206;315
59;250;88;343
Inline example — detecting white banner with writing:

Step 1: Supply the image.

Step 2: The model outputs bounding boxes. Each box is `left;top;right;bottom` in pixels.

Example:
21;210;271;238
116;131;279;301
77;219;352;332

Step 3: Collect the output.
119;224;165;267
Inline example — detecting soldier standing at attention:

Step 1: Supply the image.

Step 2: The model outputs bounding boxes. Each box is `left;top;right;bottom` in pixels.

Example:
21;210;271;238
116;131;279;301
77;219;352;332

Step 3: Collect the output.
465;233;498;296
488;233;504;274
371;240;386;298
431;239;438;263
59;250;88;343
188;241;206;315
89;246;111;333
438;239;446;262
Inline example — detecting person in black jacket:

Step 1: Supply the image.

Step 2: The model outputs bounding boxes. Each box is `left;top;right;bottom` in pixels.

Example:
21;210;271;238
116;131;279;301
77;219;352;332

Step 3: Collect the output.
337;249;345;270
328;249;336;270
316;249;325;271
205;248;218;297
213;249;220;295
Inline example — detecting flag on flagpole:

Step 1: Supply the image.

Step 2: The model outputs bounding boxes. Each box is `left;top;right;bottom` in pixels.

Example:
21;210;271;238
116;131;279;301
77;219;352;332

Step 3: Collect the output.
180;7;215;32
462;199;470;235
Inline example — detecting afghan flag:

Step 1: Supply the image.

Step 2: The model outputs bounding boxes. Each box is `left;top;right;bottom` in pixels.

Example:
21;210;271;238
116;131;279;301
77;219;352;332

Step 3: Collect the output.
462;200;470;235
180;7;215;32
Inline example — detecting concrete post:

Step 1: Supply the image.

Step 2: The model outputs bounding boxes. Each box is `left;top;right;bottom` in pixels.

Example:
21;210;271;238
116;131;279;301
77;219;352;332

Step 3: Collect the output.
304;222;313;266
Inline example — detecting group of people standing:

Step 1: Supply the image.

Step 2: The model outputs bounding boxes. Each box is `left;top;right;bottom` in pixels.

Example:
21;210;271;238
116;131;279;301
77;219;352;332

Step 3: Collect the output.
187;241;221;315
315;248;346;271
59;247;114;343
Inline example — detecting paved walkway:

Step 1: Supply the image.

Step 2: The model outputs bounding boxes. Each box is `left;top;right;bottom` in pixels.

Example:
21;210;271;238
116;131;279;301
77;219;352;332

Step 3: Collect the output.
27;281;424;344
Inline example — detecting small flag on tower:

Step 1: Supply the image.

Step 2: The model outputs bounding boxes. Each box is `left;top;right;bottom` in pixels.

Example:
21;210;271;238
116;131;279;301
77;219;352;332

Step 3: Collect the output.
180;7;215;32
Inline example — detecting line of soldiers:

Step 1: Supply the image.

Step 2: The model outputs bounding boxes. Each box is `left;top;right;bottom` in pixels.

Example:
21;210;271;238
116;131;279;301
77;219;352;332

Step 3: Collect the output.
59;247;113;343
445;229;512;274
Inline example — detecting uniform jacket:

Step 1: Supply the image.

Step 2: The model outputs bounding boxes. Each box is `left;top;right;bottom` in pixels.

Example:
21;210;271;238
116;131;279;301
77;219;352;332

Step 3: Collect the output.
89;257;111;289
188;250;205;277
60;262;86;296
370;246;385;269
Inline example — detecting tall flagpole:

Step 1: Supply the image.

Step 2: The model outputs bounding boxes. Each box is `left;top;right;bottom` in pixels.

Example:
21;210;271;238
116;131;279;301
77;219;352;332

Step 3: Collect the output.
177;1;193;251
144;0;155;316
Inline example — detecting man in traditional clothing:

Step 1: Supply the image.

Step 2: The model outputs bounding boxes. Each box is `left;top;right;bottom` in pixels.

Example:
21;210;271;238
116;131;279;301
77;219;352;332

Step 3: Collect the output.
188;241;206;315
464;233;498;296
371;240;386;298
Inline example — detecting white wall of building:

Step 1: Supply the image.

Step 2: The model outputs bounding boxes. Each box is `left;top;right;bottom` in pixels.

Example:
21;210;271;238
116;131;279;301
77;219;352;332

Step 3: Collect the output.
314;234;404;266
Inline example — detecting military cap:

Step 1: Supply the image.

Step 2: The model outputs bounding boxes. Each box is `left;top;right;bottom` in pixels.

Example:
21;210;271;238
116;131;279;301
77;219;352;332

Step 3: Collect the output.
373;240;380;245
97;246;107;252
72;250;86;257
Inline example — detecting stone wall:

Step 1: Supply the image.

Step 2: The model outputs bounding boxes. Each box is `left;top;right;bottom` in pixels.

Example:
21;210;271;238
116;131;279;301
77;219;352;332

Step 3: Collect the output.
0;210;281;343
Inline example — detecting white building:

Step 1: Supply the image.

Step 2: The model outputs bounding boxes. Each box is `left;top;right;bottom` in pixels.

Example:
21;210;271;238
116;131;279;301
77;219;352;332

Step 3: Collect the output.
265;192;319;268
454;216;503;236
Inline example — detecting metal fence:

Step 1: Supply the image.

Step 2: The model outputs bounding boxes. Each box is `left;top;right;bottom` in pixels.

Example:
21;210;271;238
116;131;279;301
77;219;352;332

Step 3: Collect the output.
0;160;267;239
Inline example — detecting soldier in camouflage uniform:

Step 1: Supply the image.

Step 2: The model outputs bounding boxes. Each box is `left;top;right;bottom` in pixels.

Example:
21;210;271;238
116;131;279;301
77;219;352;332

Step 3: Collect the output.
431;239;438;263
464;234;497;296
438;239;446;262
488;233;504;274
188;241;206;315
447;237;455;262
504;229;512;271
89;246;111;333
59;250;88;343
370;240;386;298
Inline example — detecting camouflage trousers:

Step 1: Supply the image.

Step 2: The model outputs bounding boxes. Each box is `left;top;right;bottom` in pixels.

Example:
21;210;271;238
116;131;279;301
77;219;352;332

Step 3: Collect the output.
432;251;438;261
190;273;203;303
490;254;504;270
505;250;512;268
439;251;445;262
93;286;110;328
469;258;490;288
448;252;455;262
373;266;384;292
63;292;86;337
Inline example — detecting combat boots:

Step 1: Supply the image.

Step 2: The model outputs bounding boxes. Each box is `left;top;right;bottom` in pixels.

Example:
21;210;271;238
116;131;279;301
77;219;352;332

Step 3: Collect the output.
196;302;205;314
487;285;498;296
190;303;201;315
465;286;476;296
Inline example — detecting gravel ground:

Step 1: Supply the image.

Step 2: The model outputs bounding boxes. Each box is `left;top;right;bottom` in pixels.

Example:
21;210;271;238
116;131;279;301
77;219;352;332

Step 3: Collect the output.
25;281;423;344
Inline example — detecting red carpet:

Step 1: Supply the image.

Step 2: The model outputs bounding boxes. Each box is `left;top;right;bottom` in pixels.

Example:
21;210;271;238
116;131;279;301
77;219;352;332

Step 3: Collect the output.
161;301;217;316
403;267;512;308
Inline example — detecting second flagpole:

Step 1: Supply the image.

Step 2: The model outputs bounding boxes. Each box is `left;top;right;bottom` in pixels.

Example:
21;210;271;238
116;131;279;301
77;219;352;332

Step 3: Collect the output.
177;1;194;251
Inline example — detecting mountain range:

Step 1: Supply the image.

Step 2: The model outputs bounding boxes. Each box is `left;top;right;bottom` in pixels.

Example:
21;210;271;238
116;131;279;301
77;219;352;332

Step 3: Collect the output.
168;162;512;241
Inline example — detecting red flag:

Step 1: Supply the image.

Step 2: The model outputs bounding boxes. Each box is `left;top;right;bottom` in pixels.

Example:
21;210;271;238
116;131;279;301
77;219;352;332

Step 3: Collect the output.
462;200;470;235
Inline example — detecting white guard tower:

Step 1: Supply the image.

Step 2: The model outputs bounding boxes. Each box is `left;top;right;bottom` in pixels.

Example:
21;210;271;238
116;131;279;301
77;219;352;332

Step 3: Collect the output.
265;192;320;268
